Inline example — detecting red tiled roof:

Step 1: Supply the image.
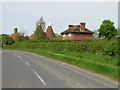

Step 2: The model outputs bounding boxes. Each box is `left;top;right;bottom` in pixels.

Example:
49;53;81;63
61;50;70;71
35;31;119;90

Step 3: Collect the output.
9;33;21;40
46;26;56;40
29;34;34;39
9;33;21;37
61;25;94;34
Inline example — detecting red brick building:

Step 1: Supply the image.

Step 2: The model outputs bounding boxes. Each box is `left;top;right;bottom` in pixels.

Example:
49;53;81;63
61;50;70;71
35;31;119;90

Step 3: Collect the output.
61;23;94;40
29;34;34;39
29;25;56;40
46;26;56;40
9;28;22;40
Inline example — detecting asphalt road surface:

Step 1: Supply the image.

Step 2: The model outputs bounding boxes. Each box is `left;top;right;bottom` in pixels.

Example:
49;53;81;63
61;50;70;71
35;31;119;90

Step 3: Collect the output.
2;50;118;88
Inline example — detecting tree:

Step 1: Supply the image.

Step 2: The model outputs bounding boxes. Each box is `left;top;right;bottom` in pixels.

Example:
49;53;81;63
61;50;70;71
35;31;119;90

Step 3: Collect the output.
0;34;2;48
34;24;48;40
98;20;118;40
1;34;14;47
36;17;46;31
54;33;62;40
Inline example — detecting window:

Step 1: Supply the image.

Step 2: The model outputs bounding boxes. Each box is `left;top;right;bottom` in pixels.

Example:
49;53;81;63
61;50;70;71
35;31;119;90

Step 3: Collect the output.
63;34;66;37
68;33;72;37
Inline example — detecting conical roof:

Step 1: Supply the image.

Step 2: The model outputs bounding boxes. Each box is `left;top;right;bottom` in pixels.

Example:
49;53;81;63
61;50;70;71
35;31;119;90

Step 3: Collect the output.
29;34;34;39
46;26;56;40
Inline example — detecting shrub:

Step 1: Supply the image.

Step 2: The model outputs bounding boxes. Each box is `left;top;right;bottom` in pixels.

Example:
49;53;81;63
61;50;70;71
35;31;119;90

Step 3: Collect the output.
4;39;118;57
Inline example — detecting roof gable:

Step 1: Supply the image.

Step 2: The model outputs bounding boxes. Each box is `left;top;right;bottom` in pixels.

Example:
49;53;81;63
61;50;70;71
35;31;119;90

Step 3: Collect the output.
29;34;34;39
61;25;94;34
46;26;56;40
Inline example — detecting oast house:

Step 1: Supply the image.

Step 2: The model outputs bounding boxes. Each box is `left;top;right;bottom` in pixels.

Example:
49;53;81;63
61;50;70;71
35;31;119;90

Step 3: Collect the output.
29;24;56;40
46;25;56;40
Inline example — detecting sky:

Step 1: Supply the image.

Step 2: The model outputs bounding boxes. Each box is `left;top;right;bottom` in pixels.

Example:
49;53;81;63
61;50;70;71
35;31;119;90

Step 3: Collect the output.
0;1;118;36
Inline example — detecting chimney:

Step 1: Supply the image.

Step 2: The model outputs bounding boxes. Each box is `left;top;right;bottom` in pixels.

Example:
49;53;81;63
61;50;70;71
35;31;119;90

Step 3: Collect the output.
14;28;18;33
80;23;86;31
68;25;73;28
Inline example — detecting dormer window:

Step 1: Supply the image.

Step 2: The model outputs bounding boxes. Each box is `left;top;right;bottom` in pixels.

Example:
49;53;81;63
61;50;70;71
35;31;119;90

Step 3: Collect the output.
63;34;66;37
68;33;71;37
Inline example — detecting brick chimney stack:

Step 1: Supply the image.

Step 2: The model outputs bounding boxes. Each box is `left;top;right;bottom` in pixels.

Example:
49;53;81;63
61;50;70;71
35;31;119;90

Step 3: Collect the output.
68;25;73;28
14;28;18;33
80;23;86;31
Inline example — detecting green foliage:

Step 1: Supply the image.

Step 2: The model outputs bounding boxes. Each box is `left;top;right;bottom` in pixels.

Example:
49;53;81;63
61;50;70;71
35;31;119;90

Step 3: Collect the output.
30;39;71;42
0;34;2;48
98;20;118;40
34;25;48;40
54;33;62;40
5;39;118;57
1;34;14;47
36;16;46;31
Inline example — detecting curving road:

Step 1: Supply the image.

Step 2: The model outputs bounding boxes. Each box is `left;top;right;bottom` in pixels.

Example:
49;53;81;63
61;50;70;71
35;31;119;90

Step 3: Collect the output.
2;50;118;88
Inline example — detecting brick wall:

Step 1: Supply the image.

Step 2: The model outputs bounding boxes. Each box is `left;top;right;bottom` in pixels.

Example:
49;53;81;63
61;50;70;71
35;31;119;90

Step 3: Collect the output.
62;33;93;40
74;33;93;40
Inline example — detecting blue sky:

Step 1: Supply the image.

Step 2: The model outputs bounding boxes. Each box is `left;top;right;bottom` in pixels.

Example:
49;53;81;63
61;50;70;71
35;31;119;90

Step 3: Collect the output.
1;2;118;36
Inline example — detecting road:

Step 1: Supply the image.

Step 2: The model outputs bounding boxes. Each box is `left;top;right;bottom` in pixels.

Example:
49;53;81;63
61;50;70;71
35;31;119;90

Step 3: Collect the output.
2;50;118;88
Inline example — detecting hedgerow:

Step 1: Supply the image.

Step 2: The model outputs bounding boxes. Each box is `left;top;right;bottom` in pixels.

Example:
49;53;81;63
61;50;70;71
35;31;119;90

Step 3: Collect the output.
4;39;118;57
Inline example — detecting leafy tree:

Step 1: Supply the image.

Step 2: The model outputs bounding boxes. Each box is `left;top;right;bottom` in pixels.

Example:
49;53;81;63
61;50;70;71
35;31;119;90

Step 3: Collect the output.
34;24;48;40
0;34;2;48
98;20;118;40
36;17;46;31
55;33;62;40
2;34;14;47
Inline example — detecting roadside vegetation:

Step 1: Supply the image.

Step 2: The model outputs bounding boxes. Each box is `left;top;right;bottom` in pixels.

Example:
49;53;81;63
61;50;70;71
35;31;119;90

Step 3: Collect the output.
3;38;119;79
2;19;119;80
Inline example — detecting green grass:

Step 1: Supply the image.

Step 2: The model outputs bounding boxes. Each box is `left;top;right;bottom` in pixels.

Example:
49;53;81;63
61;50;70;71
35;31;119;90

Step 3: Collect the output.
48;50;118;67
3;47;119;80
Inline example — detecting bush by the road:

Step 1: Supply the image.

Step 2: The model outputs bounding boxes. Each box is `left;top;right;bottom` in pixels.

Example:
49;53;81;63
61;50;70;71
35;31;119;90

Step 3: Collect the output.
1;34;15;47
5;39;118;57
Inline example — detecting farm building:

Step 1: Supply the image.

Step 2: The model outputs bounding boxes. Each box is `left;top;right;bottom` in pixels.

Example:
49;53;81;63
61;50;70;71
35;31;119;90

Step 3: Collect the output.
29;25;56;40
46;25;56;40
9;28;22;40
29;34;34;40
61;23;94;40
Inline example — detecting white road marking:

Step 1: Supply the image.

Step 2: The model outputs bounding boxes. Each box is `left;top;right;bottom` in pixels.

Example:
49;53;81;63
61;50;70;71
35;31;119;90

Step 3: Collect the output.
14;53;17;55
32;69;46;85
17;56;22;59
25;61;30;66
